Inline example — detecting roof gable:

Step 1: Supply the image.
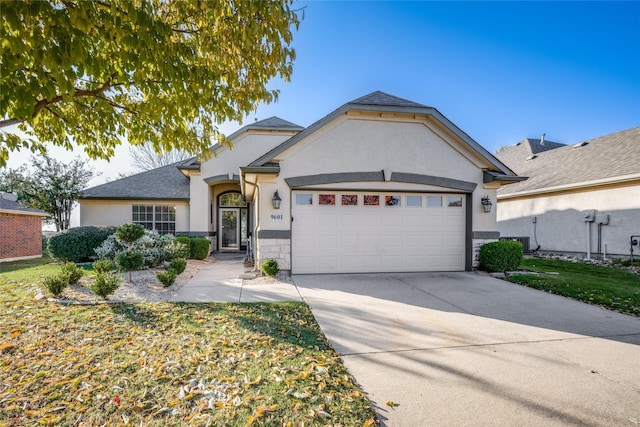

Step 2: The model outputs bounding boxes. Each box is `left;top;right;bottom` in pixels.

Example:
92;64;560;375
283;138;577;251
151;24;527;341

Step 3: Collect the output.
249;91;517;178
498;126;640;196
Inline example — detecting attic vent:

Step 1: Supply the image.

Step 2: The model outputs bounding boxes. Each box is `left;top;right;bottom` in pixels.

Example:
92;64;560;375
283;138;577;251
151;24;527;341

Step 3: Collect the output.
526;155;537;161
573;141;589;148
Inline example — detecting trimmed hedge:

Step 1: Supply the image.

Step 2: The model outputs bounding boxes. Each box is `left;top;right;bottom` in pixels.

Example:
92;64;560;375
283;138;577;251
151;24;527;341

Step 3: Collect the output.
479;240;523;272
48;226;116;262
190;237;210;260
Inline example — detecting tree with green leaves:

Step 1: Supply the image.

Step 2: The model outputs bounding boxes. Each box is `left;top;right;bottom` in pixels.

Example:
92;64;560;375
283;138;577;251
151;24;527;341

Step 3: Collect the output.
0;0;301;167
0;154;94;231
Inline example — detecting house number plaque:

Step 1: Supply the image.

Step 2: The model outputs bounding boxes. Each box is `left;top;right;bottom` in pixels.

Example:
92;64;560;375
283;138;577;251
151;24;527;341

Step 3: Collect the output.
270;213;284;221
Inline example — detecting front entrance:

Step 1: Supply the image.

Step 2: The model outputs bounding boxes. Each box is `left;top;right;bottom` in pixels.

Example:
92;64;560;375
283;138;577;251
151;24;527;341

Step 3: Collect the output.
218;192;248;252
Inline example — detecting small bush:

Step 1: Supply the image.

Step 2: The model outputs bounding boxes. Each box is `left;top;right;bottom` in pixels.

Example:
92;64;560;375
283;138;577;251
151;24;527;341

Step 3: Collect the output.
95;230;171;268
42;274;67;296
479;240;524;272
157;269;177;287
164;239;190;260
60;262;84;285
41;235;49;256
92;259;114;274
116;251;144;282
261;259;279;277
176;236;191;248
90;272;121;299
190;237;210;260
168;258;187;275
48;226;116;262
115;223;146;245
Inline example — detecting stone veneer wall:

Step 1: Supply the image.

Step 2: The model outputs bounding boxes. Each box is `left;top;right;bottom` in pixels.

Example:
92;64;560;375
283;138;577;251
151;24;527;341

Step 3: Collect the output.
257;238;291;271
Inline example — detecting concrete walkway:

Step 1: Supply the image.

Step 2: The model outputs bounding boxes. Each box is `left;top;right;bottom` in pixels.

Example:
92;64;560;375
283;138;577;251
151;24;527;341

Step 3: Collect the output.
169;255;303;303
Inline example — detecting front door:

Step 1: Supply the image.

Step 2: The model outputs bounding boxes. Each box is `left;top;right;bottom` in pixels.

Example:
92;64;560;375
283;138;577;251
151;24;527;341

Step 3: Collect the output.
220;208;239;250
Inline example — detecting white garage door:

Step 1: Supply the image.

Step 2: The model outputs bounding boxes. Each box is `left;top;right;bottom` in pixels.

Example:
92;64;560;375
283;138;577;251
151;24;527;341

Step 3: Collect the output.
292;191;466;274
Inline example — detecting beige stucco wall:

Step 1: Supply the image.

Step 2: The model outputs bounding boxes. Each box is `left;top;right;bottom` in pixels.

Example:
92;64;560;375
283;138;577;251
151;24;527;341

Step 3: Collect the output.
253;113;504;270
261;114;499;234
497;183;640;256
79;199;190;232
189;131;298;235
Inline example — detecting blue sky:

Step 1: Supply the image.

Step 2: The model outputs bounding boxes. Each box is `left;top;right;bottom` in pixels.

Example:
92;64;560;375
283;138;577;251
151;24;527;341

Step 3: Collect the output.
5;1;640;182
249;0;639;154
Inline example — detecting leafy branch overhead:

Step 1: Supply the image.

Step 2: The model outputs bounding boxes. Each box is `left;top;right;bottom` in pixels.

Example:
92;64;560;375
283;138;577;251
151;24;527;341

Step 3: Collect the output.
0;0;302;166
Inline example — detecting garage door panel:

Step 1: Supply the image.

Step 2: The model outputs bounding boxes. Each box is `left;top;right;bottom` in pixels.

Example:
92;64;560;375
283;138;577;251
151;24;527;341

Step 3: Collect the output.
292;191;466;273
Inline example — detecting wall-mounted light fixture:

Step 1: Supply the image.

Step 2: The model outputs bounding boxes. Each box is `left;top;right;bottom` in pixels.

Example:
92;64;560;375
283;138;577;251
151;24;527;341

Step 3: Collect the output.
272;190;282;209
481;196;493;213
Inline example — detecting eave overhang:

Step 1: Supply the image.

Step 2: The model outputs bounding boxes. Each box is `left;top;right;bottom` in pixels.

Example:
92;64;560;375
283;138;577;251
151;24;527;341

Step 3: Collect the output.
483;170;529;185
239;165;280;202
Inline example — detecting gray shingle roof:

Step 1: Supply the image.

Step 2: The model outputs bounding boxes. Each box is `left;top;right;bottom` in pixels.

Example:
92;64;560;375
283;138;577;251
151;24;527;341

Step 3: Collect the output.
496;137;565;171
0;195;48;215
349;91;431;108
80;162;190;200
497;126;640;196
225;116;304;142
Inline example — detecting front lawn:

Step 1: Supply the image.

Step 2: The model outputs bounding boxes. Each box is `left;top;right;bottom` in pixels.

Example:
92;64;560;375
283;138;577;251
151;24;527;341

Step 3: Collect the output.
0;268;376;426
507;258;640;316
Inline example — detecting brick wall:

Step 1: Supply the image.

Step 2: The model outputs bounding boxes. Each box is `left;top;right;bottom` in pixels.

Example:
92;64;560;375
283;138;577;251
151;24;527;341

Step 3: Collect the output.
0;213;43;260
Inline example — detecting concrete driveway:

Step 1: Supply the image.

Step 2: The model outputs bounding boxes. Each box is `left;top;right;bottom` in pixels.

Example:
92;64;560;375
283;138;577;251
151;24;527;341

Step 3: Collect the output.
293;272;640;426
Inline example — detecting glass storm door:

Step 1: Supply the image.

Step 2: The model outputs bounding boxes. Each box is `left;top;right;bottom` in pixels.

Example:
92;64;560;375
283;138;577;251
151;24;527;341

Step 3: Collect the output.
220;208;239;250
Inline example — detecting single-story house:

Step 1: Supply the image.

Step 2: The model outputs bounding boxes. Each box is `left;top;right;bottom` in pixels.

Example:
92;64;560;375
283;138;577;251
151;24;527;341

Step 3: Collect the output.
496;126;640;258
0;192;49;262
80;91;525;274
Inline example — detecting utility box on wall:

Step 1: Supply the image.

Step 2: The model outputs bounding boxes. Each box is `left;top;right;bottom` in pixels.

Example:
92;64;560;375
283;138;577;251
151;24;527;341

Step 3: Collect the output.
581;210;596;222
596;213;610;225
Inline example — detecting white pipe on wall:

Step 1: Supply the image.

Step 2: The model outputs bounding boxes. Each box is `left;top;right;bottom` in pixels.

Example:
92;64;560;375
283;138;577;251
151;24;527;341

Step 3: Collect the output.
586;222;591;260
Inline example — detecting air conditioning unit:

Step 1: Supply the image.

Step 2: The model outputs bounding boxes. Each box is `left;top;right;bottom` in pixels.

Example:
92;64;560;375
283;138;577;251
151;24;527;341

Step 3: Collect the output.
581;210;596;222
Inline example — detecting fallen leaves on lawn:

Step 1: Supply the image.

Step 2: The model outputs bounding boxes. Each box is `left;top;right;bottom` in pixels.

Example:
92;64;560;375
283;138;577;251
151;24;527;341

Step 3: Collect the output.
0;300;376;426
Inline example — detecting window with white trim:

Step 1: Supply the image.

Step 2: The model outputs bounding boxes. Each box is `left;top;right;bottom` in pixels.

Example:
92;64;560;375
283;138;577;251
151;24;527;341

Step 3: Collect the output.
132;205;176;234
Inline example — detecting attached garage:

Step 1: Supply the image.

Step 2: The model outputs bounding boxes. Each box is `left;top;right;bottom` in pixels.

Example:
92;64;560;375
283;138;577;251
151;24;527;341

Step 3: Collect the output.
292;190;466;274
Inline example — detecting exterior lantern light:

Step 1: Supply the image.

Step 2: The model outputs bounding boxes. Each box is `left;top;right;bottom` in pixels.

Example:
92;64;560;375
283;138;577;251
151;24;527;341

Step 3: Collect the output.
481;196;493;213
272;190;282;209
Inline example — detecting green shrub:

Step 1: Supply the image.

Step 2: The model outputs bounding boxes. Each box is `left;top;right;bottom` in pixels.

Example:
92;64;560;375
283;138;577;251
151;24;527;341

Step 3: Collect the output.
190;237;210;260
115;223;146;246
479;240;523;272
261;259;279;277
95;230;170;268
164;239;190;260
168;257;187;275
92;259;114;274
42;274;67;296
176;236;191;248
90;272;121;299
41;235;49;257
48;226;116;262
60;262;84;285
115;251;144;282
157;269;177;287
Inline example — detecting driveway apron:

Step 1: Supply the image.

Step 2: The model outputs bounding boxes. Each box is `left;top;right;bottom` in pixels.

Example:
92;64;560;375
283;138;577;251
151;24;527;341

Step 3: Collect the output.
293;272;640;426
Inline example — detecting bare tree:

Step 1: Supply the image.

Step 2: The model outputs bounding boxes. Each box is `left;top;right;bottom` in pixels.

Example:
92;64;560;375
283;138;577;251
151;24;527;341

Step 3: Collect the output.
130;143;192;171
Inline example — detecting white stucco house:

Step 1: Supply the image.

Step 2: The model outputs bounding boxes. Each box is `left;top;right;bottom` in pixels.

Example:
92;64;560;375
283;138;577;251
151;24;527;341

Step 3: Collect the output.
80;91;524;274
496;126;640;258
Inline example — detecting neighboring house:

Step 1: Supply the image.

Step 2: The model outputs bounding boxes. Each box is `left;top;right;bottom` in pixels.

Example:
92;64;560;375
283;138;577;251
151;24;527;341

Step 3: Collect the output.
80;91;524;274
0;192;49;262
496;126;640;258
